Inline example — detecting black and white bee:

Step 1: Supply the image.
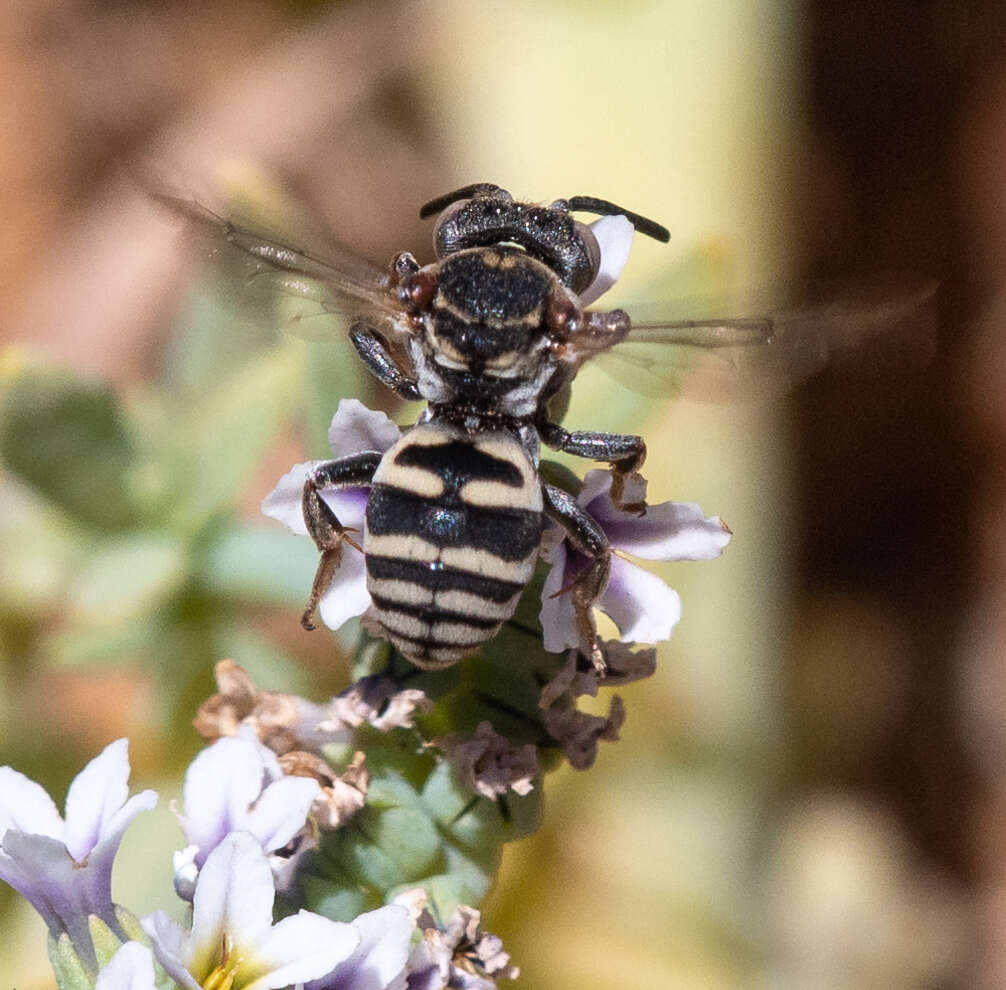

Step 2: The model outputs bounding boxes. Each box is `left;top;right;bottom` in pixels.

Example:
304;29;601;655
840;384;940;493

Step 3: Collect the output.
161;181;929;670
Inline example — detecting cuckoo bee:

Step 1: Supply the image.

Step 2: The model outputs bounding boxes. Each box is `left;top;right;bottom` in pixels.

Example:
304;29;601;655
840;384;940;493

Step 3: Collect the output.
162;182;927;669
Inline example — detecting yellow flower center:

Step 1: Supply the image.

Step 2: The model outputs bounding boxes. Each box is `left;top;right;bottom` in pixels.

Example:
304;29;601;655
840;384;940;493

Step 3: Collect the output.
203;935;244;990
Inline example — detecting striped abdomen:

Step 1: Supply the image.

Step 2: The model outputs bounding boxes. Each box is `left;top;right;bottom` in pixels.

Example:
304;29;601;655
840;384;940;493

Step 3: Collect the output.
364;424;543;668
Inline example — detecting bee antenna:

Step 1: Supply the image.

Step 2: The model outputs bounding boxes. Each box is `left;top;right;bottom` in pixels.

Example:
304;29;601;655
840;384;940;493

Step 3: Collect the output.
566;195;671;243
419;183;506;219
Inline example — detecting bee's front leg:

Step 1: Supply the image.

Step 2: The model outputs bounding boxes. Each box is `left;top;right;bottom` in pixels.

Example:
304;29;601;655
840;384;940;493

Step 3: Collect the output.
301;452;382;630
349;323;422;401
542;482;612;673
537;421;647;513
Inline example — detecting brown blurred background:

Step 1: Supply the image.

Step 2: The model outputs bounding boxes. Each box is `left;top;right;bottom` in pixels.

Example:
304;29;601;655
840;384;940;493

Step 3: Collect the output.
2;1;1006;987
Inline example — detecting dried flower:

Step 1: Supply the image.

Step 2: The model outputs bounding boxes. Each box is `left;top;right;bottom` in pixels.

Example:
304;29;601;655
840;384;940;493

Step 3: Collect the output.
278;750;371;830
403;898;519;989
437;722;538;800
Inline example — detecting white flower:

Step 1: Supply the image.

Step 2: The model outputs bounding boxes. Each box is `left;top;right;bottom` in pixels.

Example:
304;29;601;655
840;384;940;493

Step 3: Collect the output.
95;942;157;990
540;470;731;653
174;731;321;898
144;831;359;990
262;399;401;632
0;739;157;971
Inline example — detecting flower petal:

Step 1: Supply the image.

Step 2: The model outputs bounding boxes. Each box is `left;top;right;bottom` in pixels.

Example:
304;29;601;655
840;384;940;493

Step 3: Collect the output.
598;555;682;644
317;544;371;631
603;502;731;561
314;905;413;990
143;911;204;990
261;460;325;537
189;833;275;976
181;737;269;865
63;738;131;862
245;775;320;854
95;942;158;990
0;766;65;840
578;215;634;306
240;912;360;990
539;543;580;653
327;399;401;459
578;470;731;562
318;487;370;532
1;830;96;947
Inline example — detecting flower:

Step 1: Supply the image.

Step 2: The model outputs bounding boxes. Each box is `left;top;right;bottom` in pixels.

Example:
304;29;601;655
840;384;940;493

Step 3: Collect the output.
540;470;731;653
277;750;371;831
194;658;343;755
305;904;414;990
401;899;519;990
437;722;538;800
0;739;157;971
95;942;157;990
329;675;432;732
537;645;657;770
173;731;321;898
262;399;400;633
144;831;360;990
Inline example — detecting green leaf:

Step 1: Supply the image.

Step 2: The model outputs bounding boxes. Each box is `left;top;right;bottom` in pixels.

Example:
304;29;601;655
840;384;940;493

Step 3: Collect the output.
331;804;442;891
88;915;126;969
299;871;369;922
48;932;94;990
0;366;139;530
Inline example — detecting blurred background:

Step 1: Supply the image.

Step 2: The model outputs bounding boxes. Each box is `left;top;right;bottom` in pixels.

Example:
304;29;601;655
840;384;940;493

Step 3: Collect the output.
1;1;1004;986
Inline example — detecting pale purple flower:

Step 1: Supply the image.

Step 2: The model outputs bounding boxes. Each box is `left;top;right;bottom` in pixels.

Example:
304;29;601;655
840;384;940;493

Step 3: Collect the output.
95;942;157;990
0;739;157;971
173;731;321;898
305;904;414;990
540;470;731;653
144;832;359;990
262;398;401;632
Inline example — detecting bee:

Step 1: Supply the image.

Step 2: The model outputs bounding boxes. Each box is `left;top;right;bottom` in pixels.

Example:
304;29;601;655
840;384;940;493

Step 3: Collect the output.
160;182;930;670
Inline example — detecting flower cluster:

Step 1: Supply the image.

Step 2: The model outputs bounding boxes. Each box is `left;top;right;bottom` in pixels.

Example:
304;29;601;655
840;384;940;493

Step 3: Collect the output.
0;738;518;990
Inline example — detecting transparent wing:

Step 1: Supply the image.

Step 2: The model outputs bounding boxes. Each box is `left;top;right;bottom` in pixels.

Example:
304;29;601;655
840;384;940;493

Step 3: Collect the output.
154;192;410;337
599;283;938;401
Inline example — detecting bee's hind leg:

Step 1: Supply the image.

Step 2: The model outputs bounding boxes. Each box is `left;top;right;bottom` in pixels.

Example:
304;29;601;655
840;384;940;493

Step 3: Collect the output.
301;452;381;630
542;482;612;673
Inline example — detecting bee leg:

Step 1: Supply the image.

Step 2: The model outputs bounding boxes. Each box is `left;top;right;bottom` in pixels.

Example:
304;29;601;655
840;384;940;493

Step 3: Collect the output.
537;421;647;513
542;482;612;673
350;324;421;401
301;452;382;630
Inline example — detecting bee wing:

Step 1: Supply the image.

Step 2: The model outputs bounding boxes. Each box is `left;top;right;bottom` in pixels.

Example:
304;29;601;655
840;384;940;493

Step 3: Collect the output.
154;192;410;338
598;283;938;401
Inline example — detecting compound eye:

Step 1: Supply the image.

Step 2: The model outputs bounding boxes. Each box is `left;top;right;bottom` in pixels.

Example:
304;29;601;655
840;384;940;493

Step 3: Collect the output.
573;220;602;289
432;199;471;259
